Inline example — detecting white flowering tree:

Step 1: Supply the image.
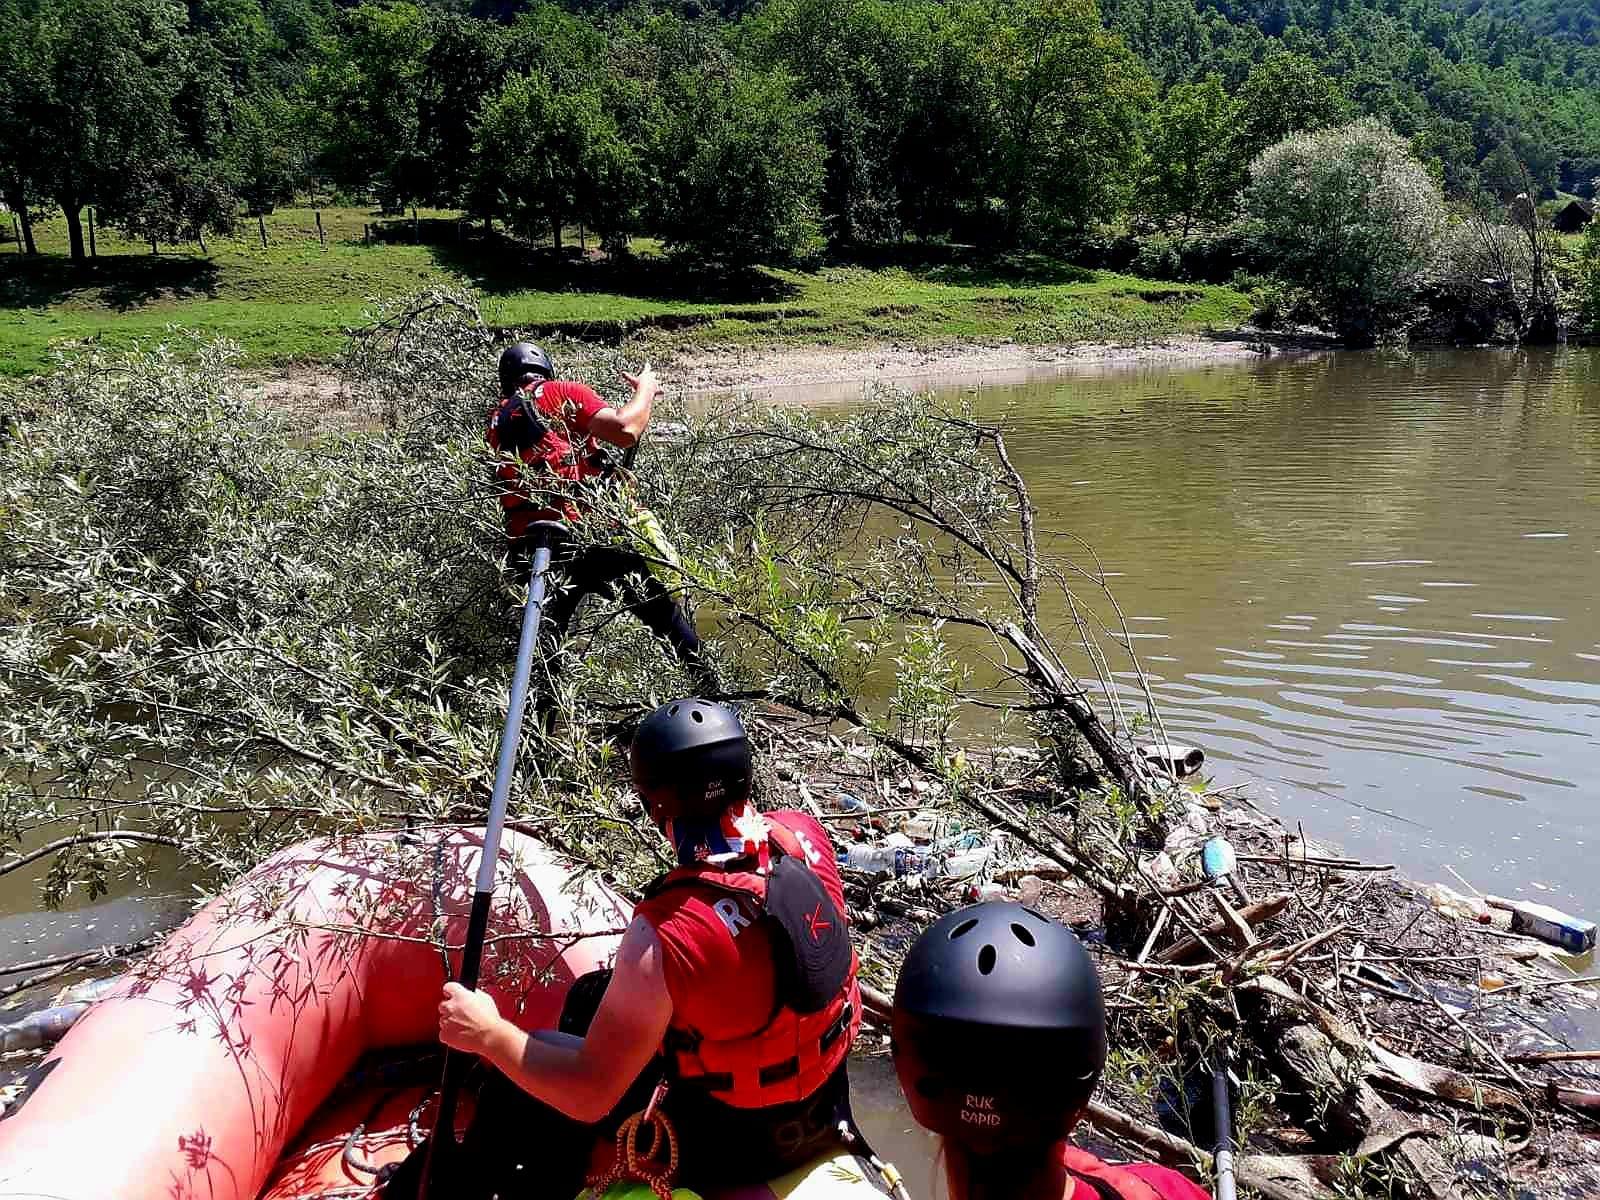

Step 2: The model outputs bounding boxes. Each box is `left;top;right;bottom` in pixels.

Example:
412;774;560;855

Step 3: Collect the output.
1245;118;1445;343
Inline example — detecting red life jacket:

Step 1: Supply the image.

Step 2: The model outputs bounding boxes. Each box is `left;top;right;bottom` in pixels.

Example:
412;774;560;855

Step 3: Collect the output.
639;818;860;1110
486;381;608;533
1060;1144;1210;1200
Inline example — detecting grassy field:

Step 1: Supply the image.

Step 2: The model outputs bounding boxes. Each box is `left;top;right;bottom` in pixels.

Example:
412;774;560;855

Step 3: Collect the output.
0;206;1252;377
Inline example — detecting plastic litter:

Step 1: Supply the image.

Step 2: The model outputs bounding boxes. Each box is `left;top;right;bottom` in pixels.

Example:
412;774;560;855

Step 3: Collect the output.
843;844;925;877
1140;743;1206;778
1201;836;1238;884
1423;882;1492;924
1015;874;1044;906
1486;896;1597;954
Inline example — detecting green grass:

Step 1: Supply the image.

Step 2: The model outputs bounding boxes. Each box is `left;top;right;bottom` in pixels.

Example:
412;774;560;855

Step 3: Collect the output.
0;206;1251;376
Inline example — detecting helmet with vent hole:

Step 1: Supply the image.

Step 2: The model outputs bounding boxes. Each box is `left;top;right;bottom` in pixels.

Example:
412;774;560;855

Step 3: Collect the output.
891;901;1106;1153
629;698;753;824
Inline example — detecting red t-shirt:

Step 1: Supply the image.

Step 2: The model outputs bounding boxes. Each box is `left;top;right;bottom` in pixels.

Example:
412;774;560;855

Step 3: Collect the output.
634;812;845;1044
1060;1143;1212;1200
486;379;610;535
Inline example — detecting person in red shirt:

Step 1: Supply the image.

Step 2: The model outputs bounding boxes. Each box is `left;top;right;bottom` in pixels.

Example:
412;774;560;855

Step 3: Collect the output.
892;902;1213;1200
487;341;703;670
422;699;860;1197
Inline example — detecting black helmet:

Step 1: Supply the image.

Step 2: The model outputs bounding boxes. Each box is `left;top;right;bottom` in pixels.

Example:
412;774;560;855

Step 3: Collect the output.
892;902;1106;1154
498;342;555;394
629;699;753;824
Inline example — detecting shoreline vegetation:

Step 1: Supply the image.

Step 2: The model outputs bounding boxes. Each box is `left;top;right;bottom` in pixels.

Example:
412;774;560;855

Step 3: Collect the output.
0;207;1257;381
2;296;1596;1197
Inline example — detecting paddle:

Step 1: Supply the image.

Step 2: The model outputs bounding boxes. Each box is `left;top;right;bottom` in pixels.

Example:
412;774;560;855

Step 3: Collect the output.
1212;1051;1237;1200
417;518;568;1200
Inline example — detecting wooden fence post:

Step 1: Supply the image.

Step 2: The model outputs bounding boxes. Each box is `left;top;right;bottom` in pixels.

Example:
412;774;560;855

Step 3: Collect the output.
257;214;268;249
315;210;325;246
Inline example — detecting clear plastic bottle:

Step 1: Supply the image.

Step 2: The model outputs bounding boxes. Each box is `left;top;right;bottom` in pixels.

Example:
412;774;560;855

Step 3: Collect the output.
845;843;924;877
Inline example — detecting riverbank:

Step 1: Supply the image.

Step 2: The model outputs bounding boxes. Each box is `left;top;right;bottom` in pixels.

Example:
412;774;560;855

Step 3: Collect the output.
242;331;1313;422
0;205;1254;379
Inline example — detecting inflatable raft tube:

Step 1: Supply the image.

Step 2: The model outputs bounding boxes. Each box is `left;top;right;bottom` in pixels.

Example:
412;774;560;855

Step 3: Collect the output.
0;828;631;1200
258;1080;889;1200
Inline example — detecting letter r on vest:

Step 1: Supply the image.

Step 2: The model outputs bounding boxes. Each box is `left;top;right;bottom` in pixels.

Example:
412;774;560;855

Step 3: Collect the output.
714;897;754;937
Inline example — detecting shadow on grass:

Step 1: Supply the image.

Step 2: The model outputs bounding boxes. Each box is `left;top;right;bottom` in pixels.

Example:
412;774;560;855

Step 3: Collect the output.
820;241;1097;288
426;231;802;305
0;254;221;311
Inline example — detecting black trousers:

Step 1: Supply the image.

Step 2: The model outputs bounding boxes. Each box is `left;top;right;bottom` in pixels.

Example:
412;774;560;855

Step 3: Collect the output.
511;541;703;669
383;971;852;1199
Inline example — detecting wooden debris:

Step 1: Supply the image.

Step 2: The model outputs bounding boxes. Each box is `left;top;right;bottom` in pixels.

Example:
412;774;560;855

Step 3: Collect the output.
1157;892;1291;963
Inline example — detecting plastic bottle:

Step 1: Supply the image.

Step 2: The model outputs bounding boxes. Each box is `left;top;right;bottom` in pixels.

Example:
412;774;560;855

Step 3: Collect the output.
845;843;923;877
942;845;994;880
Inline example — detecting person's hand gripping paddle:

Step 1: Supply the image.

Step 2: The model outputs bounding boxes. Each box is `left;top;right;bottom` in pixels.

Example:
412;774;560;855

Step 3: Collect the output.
415;518;568;1200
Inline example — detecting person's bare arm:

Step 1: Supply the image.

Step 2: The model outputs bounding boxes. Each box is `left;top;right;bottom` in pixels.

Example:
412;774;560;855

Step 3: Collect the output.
437;916;672;1123
587;364;661;449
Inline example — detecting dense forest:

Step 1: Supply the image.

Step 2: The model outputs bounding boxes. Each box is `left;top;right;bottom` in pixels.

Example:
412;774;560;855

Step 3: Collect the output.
2;0;1598;265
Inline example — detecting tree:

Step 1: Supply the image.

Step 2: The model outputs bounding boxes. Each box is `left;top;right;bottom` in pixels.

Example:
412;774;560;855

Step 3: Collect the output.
0;0;45;254
471;72;636;251
227;92;304;216
972;0;1154;244
1576;218;1600;335
314;1;431;213
1229;51;1348;187
417;13;511;208
1246;118;1446;342
1141;75;1242;238
648;39;825;265
2;0;196;262
116;154;238;252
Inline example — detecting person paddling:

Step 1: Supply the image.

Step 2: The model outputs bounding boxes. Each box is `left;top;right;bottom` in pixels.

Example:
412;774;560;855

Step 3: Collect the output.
488;342;705;674
892;901;1211;1200
392;699;861;1198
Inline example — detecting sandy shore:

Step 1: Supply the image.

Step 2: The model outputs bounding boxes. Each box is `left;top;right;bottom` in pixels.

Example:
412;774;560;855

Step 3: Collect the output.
244;331;1332;414
668;333;1300;399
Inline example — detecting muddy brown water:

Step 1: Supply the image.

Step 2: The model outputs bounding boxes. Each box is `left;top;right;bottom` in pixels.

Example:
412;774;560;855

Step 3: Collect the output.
913;347;1599;915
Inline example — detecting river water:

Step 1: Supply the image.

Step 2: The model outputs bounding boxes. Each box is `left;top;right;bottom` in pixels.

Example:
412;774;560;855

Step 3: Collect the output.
920;347;1600;913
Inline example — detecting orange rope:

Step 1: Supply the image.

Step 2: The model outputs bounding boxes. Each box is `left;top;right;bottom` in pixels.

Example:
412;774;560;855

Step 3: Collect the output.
585;1106;680;1200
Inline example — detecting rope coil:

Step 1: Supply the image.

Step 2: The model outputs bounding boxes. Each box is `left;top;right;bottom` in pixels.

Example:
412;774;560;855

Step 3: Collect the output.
584;1106;680;1200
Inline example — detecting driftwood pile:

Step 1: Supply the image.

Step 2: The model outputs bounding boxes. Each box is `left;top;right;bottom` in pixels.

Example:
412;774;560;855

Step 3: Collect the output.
751;708;1600;1200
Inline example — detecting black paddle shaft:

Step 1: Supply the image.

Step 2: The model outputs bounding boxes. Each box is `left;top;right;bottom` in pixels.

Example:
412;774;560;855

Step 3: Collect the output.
416;520;565;1200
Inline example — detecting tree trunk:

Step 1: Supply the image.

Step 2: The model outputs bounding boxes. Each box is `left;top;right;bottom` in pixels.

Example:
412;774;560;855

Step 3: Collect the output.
88;207;96;258
258;215;268;249
150;236;158;255
552;218;562;252
17;203;37;255
197;228;207;254
63;204;86;263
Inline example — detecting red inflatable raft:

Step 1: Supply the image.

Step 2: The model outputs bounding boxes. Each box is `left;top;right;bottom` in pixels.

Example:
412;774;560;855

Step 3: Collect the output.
0;829;894;1200
0;828;631;1200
